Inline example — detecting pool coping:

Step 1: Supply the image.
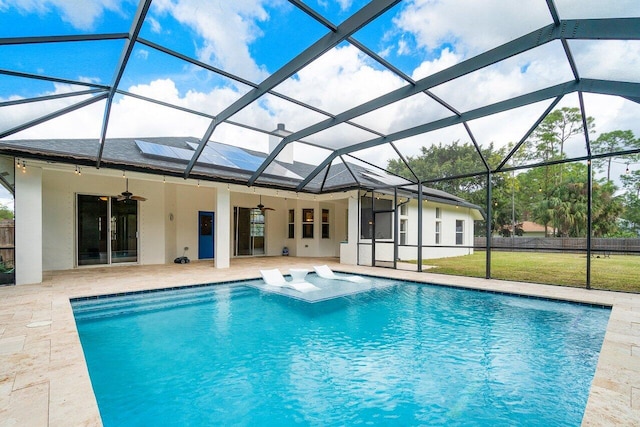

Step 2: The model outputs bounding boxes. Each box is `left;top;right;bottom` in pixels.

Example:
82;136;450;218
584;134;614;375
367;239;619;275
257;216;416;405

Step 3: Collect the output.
0;258;639;426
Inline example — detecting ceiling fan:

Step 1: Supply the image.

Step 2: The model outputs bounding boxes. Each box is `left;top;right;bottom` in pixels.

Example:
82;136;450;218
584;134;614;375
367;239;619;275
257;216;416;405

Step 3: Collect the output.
256;194;274;212
117;178;147;202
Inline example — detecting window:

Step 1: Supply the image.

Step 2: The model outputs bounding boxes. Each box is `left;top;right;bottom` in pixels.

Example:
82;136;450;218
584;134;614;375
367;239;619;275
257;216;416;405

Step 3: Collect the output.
435;207;441;218
288;209;295;239
302;208;314;238
400;219;408;245
456;220;464;245
400;203;408;216
435;221;441;245
322;209;329;239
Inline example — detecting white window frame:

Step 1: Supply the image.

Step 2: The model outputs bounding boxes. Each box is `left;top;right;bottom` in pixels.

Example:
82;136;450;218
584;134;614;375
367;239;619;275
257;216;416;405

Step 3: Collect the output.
400;218;408;245
455;220;464;245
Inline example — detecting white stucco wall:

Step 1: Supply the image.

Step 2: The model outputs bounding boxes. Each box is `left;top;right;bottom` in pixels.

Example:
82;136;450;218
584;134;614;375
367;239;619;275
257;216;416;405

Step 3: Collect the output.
229;192;348;259
41;169;167;271
15;165;43;285
344;198;480;266
175;184;216;261
164;184;177;264
26;163;391;275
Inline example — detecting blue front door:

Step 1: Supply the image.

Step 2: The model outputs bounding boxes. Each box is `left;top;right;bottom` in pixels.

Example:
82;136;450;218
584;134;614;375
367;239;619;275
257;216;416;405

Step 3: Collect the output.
198;211;214;259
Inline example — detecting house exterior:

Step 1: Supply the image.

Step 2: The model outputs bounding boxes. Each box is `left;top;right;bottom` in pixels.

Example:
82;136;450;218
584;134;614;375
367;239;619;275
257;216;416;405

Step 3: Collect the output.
3;137;483;285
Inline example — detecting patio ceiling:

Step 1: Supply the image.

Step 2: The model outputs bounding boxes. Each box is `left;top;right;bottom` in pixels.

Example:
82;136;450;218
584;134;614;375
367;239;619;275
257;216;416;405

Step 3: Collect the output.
1;0;639;193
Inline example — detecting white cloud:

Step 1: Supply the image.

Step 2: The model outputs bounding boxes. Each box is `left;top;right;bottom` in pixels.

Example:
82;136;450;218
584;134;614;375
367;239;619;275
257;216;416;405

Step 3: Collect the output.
337;0;354;12
2;0;125;31
394;0;551;57
277;44;406;115
152;0;270;83
554;0;640;19
147;16;162;33
570;40;640;84
411;47;462;80
135;48;149;61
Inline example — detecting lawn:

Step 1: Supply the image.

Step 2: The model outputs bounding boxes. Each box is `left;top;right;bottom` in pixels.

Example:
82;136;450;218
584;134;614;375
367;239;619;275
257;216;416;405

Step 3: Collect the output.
418;251;640;293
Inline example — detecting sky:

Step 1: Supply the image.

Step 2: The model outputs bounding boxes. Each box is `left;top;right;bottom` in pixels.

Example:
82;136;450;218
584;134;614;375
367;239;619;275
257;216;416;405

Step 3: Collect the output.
1;0;639;195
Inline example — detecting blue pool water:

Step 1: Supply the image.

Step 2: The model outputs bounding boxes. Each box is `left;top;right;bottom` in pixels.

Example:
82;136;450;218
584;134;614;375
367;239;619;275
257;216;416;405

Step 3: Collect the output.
72;277;610;426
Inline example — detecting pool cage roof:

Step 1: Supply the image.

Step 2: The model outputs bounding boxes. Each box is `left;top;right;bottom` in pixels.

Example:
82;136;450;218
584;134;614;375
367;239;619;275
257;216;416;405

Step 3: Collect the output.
1;0;639;194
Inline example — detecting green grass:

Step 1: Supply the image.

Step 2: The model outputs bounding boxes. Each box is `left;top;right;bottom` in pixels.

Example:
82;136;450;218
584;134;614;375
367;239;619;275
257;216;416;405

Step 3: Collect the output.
415;251;640;293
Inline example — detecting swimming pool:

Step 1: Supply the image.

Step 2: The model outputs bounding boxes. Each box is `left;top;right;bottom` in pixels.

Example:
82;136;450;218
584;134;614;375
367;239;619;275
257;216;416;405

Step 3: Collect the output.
72;276;610;426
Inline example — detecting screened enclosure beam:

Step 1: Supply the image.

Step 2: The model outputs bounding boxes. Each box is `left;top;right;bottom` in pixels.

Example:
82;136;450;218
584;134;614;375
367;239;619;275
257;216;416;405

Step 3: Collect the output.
0;69;110;90
297;82;578;188
390;142;420;182
96;0;153;168
116;89;329;151
0;33;128;46
579;92;592;157
254;17;636;185
562;39;580;81
545;0;561;26
299;78;640;188
293;0;473;117
0;93;108;140
137;38;383;140
497;96;563;171
184;0;401;178
340;155;360;186
0;89;105;107
463;122;490;171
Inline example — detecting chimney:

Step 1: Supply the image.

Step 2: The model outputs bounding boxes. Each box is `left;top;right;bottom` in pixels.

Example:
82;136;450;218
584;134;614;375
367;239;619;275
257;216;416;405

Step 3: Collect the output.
269;123;294;164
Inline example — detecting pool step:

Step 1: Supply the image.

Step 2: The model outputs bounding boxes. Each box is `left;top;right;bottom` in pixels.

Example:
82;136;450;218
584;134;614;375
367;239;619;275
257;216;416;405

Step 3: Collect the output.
72;285;254;321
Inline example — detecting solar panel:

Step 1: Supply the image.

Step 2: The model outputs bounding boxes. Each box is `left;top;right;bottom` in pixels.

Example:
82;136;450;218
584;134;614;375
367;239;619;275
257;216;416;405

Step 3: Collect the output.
185;142;238;168
135;140;176;158
167;146;197;162
207;141;263;171
138;139;302;180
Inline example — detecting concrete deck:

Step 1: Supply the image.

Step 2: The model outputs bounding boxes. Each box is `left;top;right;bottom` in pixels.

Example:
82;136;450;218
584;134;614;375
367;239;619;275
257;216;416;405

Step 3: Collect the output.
0;257;638;426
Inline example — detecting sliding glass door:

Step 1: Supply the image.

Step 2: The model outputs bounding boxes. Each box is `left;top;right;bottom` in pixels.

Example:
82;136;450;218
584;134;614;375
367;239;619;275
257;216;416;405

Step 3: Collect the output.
77;195;138;266
111;199;138;263
233;207;265;256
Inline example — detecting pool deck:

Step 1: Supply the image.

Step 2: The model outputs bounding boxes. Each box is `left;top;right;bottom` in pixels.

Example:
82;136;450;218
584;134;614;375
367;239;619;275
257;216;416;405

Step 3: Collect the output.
0;257;639;426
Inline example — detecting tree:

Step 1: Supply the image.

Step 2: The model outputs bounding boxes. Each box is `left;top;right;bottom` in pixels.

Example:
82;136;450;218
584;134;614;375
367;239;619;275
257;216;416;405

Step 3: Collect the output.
592;181;625;237
620;169;640;235
591;130;639;181
526;107;594;161
515;161;622;237
387;140;507;206
0;203;13;220
523;107;595;190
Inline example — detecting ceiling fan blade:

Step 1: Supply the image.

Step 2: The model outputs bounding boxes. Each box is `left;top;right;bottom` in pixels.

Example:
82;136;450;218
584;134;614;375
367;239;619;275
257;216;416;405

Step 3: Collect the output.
116;195;126;201
262;207;275;211
131;195;147;201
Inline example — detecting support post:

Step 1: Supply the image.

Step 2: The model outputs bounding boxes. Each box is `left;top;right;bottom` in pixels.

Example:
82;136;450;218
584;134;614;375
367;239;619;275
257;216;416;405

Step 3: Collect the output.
486;172;492;279
417;182;423;272
586;160;592;289
15;165;43;285
215;185;230;269
393;187;398;270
